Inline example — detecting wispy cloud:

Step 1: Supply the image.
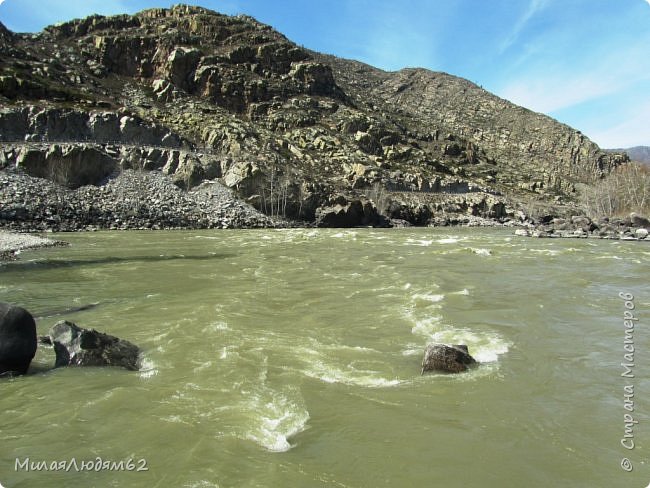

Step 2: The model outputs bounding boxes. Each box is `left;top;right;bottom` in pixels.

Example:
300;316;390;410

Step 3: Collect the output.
334;1;441;72
500;69;647;114
499;0;548;53
499;27;650;114
588;100;650;148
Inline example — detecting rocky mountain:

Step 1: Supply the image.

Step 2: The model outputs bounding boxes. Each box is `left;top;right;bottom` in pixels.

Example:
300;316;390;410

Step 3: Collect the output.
0;5;629;229
607;146;650;165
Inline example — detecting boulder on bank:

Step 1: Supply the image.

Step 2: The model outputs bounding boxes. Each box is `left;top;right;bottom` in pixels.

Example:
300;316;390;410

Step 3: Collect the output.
0;302;37;375
513;212;650;240
630;213;650;229
421;343;477;374
315;194;388;227
49;320;140;370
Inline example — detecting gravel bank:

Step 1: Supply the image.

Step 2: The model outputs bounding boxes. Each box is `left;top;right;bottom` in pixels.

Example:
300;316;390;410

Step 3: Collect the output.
0;230;67;260
0;169;283;232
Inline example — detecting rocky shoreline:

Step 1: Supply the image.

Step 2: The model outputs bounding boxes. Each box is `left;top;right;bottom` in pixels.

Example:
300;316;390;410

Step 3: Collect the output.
0;229;67;261
1;167;648;243
0;168;283;233
514;214;650;241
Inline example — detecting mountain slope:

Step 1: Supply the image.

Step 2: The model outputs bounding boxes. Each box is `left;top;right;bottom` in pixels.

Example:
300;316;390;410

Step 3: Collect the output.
607;146;650;165
0;5;629;227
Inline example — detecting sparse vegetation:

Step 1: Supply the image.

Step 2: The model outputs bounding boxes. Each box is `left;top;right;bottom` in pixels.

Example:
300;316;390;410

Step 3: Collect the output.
260;165;291;218
581;162;650;218
365;182;389;214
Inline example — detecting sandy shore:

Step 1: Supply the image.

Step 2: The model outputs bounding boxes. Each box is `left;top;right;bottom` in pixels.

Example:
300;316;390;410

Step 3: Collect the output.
0;231;67;260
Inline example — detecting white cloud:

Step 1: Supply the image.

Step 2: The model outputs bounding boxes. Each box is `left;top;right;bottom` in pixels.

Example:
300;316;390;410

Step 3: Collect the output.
499;0;548;53
587;101;650;148
501;73;626;114
499;33;650;114
337;2;440;72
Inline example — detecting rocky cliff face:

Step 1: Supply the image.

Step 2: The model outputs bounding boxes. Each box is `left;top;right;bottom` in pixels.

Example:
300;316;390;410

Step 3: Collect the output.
608;146;650;165
0;5;628;228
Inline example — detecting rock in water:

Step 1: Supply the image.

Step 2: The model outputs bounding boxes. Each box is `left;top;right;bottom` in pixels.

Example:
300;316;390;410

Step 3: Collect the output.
0;302;38;375
49;321;140;370
421;343;477;374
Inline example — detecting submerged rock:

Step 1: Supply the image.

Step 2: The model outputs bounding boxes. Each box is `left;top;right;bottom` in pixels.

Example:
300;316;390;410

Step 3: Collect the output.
0;302;37;375
49;320;140;370
421;343;477;374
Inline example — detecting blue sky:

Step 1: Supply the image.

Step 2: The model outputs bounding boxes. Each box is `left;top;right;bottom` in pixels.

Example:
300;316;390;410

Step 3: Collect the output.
1;0;649;148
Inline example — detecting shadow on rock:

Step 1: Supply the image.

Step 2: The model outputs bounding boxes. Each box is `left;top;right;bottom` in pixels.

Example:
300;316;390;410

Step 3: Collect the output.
49;320;140;371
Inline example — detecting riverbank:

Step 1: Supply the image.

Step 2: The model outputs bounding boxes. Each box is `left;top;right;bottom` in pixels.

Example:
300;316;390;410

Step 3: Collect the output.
1;169;648;241
0;169;282;233
514;214;650;241
0;231;67;261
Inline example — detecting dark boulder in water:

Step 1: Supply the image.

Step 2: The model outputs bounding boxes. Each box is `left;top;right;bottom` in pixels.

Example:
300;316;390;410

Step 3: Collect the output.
49;320;140;370
421;343;477;374
0;302;38;375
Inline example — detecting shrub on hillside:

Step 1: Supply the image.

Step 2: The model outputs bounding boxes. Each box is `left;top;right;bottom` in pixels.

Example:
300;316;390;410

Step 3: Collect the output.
581;162;650;218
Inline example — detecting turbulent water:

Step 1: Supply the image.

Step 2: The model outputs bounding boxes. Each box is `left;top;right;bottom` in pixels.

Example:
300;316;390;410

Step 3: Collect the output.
1;228;649;487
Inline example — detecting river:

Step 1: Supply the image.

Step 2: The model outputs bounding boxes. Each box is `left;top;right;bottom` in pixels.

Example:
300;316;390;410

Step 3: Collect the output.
1;228;649;487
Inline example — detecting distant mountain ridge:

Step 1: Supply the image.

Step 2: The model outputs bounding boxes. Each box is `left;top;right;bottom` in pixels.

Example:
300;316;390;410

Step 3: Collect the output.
607;146;650;164
0;5;631;226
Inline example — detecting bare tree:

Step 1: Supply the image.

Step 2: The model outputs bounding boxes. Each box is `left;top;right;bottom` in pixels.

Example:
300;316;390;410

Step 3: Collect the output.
581;162;650;218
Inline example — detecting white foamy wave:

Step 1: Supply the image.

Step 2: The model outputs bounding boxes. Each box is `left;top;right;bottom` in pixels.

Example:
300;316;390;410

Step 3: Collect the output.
411;316;443;337
468;248;492;256
244;388;310;452
411;292;445;305
437;237;460;244
160;414;193;425
183;481;220;488
401;345;424;356
331;231;358;239
290;342;402;387
302;361;402;388
192;360;213;373
529;249;562;256
428;329;510;363
406;238;434;247
216;345;241;361
138;356;159;379
451;288;470;296
202;321;230;333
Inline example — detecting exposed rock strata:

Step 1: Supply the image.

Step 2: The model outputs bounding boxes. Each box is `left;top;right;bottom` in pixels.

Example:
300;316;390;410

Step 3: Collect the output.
0;5;631;229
